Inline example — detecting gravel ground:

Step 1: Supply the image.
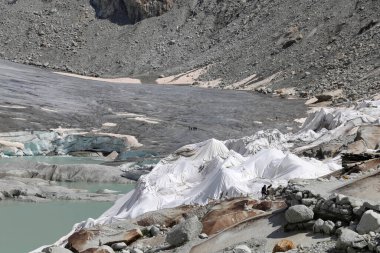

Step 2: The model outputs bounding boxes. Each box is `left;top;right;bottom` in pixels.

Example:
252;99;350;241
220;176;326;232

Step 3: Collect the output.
0;0;379;100
293;240;338;253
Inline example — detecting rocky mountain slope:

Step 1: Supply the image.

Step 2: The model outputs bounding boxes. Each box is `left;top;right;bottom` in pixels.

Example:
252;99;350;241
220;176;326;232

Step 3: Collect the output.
0;0;379;99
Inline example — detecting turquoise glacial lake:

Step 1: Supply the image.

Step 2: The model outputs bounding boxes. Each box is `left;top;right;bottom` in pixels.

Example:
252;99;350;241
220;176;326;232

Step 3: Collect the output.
0;156;136;253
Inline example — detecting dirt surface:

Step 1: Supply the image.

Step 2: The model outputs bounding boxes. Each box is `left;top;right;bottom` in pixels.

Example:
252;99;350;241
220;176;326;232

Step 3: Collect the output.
335;171;380;201
0;0;379;100
0;60;305;154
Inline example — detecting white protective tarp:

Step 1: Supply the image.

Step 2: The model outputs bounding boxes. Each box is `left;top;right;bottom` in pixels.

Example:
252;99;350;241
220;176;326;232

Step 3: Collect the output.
33;100;379;251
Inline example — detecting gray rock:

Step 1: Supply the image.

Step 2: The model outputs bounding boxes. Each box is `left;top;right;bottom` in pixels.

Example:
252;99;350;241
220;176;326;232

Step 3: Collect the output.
295;191;303;200
285;205;314;223
166;216;203;246
111;242;127;250
335;221;343;228
233;244;251;253
313;218;324;233
301;198;316;206
150;225;160;236
336;228;367;249
131;248;143;253
357;210;380;234
322;220;335;235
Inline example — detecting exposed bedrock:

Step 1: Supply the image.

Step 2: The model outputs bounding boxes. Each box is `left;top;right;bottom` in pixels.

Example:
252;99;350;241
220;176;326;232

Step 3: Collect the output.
90;0;175;24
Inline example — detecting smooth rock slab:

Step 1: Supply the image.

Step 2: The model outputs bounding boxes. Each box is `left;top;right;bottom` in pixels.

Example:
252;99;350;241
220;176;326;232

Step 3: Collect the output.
357;210;380;234
285;205;314;223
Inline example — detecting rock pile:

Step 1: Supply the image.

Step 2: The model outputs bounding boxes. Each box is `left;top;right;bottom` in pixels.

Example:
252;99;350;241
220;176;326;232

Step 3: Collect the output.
278;176;380;253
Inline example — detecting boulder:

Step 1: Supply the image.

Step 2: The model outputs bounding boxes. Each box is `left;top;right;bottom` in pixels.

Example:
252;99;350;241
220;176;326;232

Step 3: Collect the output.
272;239;296;252
166;216;203;246
357;210;380;234
285;205;314;223
234;244;251;253
111;242;127;251
322;220;335;235
313;218;324;233
149;225;160;236
336;228;367;249
356;125;380;150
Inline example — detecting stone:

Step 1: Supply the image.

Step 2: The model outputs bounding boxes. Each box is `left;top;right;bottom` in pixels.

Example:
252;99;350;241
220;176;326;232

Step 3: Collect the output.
199;233;208;239
301;198;316;206
336;228;367;249
111;242;127;251
80;245;115;253
42;246;73;253
149;225;160;236
285;205;314;223
130;249;143;253
295;192;303;200
357;210;380;234
313;218;324;233
272;239;296;252
322;220;335;235
234;244;251;253
166;216;203;246
356;125;380;150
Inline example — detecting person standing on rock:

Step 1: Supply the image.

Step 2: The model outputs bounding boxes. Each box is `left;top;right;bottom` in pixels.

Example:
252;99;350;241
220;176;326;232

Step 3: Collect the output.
261;184;272;199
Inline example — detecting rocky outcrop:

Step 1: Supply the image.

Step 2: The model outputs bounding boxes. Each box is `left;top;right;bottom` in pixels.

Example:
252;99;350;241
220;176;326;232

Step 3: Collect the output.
124;0;174;23
90;0;174;23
